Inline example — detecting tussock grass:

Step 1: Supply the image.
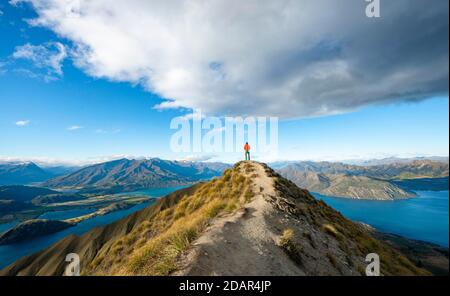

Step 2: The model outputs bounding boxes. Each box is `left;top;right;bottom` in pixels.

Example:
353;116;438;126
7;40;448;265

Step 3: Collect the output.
279;229;303;266
244;163;255;174
322;224;339;237
271;168;430;276
280;229;294;245
244;187;255;202
87;162;256;275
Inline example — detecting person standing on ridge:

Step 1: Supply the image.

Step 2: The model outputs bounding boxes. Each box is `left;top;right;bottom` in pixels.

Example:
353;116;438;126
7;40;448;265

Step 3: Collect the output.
244;142;251;161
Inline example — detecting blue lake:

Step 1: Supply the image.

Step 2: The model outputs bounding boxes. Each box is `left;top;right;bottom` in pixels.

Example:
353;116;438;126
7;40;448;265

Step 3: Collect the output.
0;221;19;235
0;186;183;270
0;187;447;270
313;190;449;247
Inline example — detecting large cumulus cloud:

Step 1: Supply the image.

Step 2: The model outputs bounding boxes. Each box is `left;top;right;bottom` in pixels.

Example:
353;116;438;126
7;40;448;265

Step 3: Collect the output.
12;0;449;118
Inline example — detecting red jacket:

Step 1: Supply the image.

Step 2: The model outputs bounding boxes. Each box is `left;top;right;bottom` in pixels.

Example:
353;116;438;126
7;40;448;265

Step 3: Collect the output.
244;143;250;151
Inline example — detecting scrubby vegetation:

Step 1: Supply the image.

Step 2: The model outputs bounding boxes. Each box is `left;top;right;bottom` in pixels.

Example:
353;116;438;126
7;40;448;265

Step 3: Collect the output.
322;224;339;237
84;163;255;275
270;164;431;276
3;161;438;276
279;229;303;266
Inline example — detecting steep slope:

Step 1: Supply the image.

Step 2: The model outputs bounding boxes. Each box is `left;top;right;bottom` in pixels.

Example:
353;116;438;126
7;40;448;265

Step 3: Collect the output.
172;163;425;275
43;158;229;191
278;170;415;200
0;162;54;185
372;232;449;276
1;162;432;276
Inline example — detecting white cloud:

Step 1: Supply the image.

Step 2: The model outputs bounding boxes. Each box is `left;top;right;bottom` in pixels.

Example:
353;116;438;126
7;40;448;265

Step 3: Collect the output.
12;41;67;80
67;125;83;131
95;128;121;134
13;0;449;118
15;120;30;127
0;9;4;16
0;154;133;167
94;129;106;134
0;61;6;74
178;154;218;162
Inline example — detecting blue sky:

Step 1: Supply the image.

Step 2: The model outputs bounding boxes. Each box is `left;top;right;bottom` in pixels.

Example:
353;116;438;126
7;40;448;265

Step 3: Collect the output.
0;1;448;165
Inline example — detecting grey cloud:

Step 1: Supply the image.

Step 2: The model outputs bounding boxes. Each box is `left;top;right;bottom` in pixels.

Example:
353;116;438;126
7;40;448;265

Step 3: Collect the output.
13;0;449;118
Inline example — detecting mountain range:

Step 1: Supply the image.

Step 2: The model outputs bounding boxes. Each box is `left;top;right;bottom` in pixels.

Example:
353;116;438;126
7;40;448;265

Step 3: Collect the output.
0;162;80;186
2;161;445;276
275;159;449;179
1;157;448;200
277;170;415;200
42;158;230;193
277;160;449;200
0;163;54;186
342;156;449;166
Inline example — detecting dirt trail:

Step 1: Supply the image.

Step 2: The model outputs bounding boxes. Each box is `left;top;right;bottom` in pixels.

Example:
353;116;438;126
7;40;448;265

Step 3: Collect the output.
173;161;305;276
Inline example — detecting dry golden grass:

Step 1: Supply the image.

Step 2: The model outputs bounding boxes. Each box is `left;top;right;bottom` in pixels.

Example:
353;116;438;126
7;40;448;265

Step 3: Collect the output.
272;170;431;276
86;163;256;275
322;224;339;237
280;229;294;245
279;228;303;266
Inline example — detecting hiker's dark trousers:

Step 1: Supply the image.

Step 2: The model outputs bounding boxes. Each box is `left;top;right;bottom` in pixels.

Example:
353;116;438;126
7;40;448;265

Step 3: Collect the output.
245;151;250;161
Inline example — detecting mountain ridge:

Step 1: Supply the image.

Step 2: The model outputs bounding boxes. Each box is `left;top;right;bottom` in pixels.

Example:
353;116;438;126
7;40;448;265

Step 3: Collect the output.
0;162;54;185
278;170;416;200
42;158;230;191
275;159;449;179
1;162;438;276
277;160;448;200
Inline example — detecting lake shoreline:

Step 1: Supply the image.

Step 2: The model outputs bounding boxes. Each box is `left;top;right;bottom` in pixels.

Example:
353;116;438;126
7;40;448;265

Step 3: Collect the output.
313;190;449;248
0;186;184;269
0;187;448;270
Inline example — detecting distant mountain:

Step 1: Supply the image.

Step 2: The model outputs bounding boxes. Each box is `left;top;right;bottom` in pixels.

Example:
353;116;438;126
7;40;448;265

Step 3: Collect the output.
277;160;448;200
343;156;449;166
41;165;81;177
0;162;54;185
1;162;434;276
43;158;230;191
278;170;415;200
360;160;449;179
275;160;448;179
